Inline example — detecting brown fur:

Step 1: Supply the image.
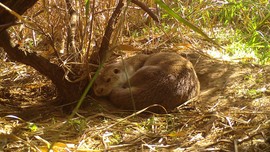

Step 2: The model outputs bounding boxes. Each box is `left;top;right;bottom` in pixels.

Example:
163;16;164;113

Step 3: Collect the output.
94;52;200;112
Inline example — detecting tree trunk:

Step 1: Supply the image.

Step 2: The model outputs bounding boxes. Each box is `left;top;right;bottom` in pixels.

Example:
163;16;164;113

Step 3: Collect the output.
0;0;86;111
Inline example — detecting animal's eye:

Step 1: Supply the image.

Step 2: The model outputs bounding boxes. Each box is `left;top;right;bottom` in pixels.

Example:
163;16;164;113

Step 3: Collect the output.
113;68;120;74
106;78;111;83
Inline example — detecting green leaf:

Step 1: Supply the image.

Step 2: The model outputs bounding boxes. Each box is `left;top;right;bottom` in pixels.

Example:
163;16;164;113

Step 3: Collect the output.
85;0;90;17
155;0;220;47
256;12;270;31
28;122;38;132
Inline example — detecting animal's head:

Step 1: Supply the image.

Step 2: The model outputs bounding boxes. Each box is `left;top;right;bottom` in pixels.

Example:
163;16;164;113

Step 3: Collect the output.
94;64;126;96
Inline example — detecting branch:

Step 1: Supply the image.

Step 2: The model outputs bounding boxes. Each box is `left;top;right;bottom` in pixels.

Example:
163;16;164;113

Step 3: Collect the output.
65;0;77;54
98;0;124;63
0;0;38;32
131;0;160;23
0;30;83;104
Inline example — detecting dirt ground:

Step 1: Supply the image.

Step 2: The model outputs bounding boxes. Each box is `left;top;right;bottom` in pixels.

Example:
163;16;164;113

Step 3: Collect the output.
0;50;270;151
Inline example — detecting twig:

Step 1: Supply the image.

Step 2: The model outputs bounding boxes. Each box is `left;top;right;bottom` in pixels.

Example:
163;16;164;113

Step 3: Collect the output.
98;0;124;63
131;0;160;23
0;2;35;28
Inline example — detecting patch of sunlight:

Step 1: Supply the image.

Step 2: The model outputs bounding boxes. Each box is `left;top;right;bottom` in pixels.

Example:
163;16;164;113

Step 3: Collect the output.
204;26;260;63
226;42;259;63
205;43;259;63
205;47;231;61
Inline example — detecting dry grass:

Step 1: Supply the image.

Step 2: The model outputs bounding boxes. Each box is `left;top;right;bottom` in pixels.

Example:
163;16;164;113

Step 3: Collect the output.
1;0;270;151
1;50;270;151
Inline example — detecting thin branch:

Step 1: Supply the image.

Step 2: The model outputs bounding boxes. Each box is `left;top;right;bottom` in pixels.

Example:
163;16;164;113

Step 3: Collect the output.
0;2;36;29
0;22;20;28
98;0;124;63
131;0;160;23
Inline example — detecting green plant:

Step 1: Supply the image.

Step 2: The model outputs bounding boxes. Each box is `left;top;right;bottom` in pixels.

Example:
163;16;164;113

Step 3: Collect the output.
215;0;270;64
155;0;220;47
155;0;270;64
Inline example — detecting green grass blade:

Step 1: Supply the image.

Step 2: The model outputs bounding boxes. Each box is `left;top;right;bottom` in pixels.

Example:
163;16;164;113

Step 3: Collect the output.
68;64;103;119
155;0;220;47
85;0;90;17
256;12;270;30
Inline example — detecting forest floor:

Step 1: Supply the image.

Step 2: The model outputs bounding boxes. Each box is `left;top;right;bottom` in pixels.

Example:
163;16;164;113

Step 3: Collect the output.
0;49;270;151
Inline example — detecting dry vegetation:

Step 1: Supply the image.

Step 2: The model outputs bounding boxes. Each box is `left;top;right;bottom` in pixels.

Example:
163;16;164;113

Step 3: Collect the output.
0;0;270;151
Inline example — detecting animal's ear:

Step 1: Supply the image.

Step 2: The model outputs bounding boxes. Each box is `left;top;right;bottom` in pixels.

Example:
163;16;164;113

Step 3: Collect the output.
113;68;120;74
